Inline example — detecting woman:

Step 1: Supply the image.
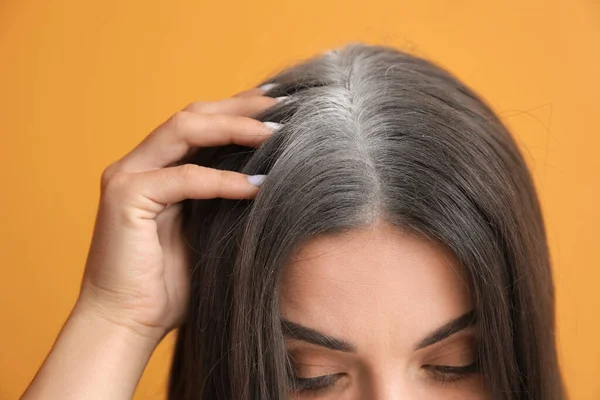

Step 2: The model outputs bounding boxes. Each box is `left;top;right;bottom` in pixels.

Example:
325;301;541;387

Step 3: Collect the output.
22;43;566;399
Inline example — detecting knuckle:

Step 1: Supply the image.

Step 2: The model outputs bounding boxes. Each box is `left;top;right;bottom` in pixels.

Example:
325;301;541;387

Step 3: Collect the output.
182;101;206;113
217;169;230;191
177;163;199;182
102;171;134;201
167;111;194;132
100;162;121;190
218;169;229;182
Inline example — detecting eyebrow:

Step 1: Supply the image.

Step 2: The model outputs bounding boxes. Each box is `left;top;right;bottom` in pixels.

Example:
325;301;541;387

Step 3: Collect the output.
281;309;477;353
414;309;477;350
281;319;357;352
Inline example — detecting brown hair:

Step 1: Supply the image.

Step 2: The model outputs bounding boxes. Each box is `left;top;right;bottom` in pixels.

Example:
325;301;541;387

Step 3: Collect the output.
168;42;566;399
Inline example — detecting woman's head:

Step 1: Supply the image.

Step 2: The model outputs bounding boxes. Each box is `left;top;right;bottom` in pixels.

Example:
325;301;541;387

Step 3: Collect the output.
169;43;565;399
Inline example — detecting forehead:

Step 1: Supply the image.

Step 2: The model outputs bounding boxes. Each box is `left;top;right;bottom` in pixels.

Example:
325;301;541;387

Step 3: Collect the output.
279;221;472;353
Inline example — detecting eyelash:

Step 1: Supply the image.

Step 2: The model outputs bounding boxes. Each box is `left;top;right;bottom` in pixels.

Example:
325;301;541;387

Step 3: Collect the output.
290;373;343;394
289;361;480;393
423;360;480;385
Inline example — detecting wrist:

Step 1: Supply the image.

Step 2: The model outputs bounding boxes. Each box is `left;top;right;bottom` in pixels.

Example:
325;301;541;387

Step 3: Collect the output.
22;297;162;400
73;294;167;347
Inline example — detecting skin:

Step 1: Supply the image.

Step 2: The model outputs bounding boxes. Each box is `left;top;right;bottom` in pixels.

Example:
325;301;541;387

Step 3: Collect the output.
21;85;490;399
21;86;280;399
280;221;489;399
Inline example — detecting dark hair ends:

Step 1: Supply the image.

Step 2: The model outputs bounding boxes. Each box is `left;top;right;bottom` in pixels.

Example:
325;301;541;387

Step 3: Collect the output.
167;43;566;400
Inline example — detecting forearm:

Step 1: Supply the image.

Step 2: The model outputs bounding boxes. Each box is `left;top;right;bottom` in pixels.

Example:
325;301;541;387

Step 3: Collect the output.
21;301;161;400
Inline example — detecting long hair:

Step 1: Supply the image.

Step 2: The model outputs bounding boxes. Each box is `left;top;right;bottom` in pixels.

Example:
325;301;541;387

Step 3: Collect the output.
167;42;565;400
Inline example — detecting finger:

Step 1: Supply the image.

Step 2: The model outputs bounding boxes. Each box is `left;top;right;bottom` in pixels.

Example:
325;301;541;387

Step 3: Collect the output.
183;95;280;116
233;82;279;98
114;112;279;173
104;164;262;217
232;87;265;98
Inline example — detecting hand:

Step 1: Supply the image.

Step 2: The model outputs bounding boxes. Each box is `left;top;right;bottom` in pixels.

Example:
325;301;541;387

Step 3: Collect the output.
76;87;280;342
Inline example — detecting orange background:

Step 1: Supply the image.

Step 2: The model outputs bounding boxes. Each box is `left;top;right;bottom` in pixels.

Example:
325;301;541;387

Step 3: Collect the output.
1;1;598;399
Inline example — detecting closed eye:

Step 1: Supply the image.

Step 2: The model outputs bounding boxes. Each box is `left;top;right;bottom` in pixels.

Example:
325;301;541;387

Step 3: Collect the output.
290;373;344;393
423;360;480;384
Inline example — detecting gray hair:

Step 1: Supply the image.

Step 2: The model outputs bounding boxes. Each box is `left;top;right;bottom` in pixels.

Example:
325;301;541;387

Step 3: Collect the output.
168;42;565;400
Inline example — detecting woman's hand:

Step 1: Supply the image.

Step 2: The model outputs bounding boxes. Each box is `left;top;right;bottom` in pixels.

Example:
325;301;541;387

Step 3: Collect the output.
77;87;280;342
21;87;281;400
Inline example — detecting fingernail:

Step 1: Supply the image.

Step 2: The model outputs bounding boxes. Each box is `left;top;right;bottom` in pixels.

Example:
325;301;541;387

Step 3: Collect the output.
247;174;267;187
275;96;289;103
258;83;278;91
263;121;283;132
